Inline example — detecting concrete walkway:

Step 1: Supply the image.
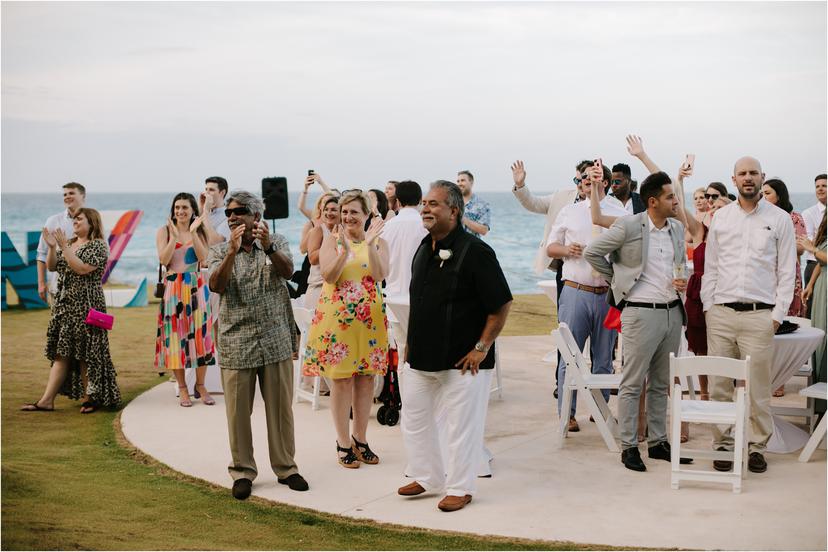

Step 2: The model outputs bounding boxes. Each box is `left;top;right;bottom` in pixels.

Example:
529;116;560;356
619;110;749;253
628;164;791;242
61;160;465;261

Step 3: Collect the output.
121;336;826;550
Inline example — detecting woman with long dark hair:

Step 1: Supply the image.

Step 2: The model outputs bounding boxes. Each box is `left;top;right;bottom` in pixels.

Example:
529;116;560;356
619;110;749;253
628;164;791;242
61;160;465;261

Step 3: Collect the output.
22;208;121;413
155;192;216;407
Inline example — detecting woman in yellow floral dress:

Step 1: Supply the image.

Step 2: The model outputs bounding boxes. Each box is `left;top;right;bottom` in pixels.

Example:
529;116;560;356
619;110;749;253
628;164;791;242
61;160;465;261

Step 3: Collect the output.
304;190;390;468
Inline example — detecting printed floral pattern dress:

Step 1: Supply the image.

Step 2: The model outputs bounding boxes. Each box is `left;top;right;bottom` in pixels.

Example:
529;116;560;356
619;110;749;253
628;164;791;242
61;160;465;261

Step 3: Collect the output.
303;240;388;379
154;241;215;370
45;239;122;407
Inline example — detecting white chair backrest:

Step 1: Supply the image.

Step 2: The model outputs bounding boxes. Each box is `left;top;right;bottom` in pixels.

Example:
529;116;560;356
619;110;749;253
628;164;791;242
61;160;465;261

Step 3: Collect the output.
669;353;750;383
786;316;812;328
555;323;590;376
386;300;410;343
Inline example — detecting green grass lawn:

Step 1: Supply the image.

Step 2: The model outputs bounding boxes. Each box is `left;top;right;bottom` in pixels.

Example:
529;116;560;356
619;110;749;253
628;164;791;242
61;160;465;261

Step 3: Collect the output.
1;294;631;551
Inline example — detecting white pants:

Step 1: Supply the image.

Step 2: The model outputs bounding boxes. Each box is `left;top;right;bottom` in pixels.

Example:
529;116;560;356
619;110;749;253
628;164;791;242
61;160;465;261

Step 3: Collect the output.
401;367;492;497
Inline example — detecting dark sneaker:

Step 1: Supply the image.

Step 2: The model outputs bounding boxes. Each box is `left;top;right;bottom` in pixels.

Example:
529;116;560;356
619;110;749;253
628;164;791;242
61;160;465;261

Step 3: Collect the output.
232;478;252;500
748;452;767;473
648;441;693;464
278;473;309;491
621;447;646;472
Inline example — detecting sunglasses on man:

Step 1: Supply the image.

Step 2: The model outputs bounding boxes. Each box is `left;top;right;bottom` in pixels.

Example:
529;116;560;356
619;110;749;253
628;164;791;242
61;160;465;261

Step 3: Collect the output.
573;175;590;185
704;193;721;200
224;207;251;217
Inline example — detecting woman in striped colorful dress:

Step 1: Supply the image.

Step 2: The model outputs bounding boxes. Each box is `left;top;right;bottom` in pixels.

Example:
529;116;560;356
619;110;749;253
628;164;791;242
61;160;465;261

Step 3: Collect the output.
155;193;216;407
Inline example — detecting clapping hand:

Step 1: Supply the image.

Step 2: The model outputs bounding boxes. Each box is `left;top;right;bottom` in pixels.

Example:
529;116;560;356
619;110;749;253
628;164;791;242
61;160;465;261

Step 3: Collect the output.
202;193;215;213
365;217;385;246
41;227;57;248
252;220;271;251
228;224;244;254
166;219;180;242
797;235;817;254
332;224;351;256
626;135;645;157
189;215;204;233
511;160;526;188
53;228;68;250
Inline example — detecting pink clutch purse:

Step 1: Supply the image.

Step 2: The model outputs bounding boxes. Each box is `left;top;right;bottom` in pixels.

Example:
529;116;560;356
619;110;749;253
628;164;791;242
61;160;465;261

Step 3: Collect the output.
85;308;114;330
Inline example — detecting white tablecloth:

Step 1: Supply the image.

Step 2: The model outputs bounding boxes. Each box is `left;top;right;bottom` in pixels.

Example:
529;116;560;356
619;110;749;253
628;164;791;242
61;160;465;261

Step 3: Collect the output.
767;326;825;454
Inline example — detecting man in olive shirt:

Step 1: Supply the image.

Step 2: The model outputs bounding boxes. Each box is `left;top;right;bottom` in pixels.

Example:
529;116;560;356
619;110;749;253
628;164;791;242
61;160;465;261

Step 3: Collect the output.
397;180;512;512
208;190;308;500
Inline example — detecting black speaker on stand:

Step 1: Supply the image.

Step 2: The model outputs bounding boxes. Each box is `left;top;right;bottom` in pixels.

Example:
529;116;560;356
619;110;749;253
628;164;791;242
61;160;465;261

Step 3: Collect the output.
262;177;289;231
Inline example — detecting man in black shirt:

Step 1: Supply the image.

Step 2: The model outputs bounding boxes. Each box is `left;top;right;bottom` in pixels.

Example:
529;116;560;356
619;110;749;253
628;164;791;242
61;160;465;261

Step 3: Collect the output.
397;180;512;512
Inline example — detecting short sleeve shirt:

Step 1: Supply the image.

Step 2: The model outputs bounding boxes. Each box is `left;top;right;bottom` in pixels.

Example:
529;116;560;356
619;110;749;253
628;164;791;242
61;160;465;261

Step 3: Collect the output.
463;194;491;237
207;234;295;368
407;225;512;372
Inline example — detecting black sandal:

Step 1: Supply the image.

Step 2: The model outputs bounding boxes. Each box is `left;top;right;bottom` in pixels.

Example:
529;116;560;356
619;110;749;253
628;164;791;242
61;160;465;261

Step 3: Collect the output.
352;435;380;465
80;401;98;414
336;442;360;469
21;402;54;412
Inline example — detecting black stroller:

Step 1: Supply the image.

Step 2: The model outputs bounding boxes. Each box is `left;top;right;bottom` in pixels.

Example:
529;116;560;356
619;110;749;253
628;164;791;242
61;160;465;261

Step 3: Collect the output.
376;347;401;426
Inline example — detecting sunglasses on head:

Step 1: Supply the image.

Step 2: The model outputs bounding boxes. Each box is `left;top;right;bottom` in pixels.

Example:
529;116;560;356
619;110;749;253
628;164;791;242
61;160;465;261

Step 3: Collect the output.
704;193;721;200
224;207;251;217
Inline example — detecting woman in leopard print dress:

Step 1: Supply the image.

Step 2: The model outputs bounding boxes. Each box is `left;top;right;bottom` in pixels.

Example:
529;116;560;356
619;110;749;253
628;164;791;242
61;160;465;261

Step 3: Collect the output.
21;208;121;413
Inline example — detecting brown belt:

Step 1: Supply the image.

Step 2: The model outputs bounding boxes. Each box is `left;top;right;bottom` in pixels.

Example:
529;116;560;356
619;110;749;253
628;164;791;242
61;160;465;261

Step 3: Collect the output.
564;280;608;294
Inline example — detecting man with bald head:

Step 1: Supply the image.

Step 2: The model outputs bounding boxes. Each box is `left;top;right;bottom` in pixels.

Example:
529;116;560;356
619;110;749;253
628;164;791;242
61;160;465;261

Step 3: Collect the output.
701;156;796;474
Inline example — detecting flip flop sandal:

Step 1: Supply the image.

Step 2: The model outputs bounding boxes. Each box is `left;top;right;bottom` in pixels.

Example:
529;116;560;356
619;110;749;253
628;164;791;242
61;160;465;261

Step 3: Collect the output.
21;402;54;412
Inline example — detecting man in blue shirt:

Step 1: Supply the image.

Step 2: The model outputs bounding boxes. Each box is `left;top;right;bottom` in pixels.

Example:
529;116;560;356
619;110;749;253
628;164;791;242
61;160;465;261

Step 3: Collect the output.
456;170;491;237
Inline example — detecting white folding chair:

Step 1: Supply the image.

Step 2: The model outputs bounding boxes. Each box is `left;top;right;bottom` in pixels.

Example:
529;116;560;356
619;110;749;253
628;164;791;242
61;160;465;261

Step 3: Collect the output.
669;353;750;493
291;303;321;410
554;322;622;452
798;383;827;462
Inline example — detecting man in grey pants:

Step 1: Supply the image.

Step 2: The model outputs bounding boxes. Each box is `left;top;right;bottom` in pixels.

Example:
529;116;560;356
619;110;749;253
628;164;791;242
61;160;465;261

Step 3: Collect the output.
585;171;693;472
208;190;308;499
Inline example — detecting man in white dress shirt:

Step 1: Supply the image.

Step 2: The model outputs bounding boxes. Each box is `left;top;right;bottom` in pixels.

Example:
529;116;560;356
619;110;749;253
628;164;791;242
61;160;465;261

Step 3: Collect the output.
546;163;627;432
802;174;826;315
36;182;86;302
381;181;426;296
701;156;796;474
200;176;231;243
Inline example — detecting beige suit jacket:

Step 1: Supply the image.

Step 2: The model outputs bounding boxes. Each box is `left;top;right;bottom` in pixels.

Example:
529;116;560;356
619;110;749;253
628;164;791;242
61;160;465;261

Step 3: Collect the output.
512;185;579;275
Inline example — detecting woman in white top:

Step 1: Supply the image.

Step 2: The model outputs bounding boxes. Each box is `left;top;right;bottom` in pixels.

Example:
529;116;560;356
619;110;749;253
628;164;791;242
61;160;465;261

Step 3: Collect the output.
305;194;341;309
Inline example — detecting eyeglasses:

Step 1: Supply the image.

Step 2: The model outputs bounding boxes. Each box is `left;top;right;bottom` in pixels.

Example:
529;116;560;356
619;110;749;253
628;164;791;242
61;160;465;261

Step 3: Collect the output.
225;207;251;217
704;193;721;200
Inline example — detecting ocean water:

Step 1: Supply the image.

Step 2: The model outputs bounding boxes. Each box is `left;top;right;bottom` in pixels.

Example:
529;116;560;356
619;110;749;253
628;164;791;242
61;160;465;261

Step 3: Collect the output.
1;191;819;295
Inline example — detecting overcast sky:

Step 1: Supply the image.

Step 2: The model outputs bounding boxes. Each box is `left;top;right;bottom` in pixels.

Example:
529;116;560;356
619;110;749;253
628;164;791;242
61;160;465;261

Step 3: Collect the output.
2;1;826;195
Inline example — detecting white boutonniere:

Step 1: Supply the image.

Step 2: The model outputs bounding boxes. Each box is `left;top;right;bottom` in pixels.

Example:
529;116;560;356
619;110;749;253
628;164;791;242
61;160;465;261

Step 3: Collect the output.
438;248;453;268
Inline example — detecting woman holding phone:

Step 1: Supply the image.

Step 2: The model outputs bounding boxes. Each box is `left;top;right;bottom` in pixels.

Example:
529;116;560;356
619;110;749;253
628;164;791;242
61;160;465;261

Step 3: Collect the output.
155;192;216;407
22;208;121;413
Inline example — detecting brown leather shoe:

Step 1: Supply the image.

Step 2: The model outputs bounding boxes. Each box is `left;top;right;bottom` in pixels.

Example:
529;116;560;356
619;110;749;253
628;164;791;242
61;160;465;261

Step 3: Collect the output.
438;494;472;512
397;481;426;496
568;416;580;432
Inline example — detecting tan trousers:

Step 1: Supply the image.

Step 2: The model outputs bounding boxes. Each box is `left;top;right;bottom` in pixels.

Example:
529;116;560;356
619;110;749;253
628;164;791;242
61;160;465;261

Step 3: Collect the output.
705;304;774;453
221;358;298;481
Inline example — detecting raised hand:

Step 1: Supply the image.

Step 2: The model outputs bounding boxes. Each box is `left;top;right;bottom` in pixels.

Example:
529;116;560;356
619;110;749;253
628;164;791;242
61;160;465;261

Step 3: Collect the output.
588;162;603;184
228;224;244;254
41;227;57;248
365;216;385;246
304;175;315;190
511;160;526;188
678;165;693;181
626;135;645;157
252;220;271;251
53;228;68;249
